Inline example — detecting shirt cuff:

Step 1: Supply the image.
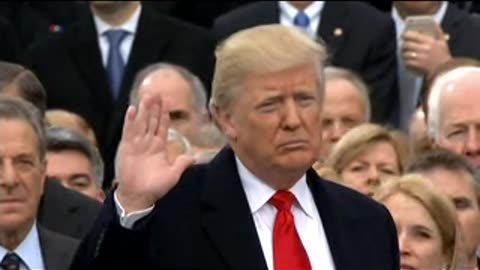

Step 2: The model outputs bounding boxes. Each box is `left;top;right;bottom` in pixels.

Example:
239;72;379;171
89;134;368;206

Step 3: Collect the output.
114;191;154;229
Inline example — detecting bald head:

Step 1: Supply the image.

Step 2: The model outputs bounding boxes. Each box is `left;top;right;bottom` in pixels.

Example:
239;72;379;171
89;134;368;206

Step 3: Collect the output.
428;67;480;167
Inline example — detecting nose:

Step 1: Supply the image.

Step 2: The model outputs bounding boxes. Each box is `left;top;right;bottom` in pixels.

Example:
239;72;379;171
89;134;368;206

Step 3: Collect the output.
330;121;347;142
283;99;301;130
366;166;380;187
0;161;19;189
464;128;480;158
398;232;412;257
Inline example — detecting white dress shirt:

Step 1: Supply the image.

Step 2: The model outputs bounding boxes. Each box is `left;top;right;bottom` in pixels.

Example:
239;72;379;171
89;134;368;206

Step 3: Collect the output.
278;1;324;38
0;222;45;270
115;155;336;270
392;1;448;130
92;5;142;67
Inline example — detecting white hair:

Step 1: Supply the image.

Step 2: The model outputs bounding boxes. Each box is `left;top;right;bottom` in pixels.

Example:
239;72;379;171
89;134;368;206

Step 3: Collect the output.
427;67;480;141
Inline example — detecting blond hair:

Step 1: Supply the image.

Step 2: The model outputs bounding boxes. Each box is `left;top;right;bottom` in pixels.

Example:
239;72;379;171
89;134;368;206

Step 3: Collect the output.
326;123;409;174
210;24;327;112
374;174;460;270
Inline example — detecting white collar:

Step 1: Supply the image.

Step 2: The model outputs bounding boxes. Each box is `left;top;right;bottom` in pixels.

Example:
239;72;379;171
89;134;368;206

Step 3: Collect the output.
0;222;44;270
93;5;142;36
392;1;448;40
235;155;315;218
278;1;325;21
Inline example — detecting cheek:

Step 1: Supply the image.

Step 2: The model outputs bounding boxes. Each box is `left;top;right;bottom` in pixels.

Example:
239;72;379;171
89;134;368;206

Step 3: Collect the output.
341;171;367;187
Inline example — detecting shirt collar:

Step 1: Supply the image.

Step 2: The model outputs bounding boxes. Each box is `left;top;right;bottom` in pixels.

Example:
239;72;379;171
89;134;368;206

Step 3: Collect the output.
93;4;142;36
278;1;325;22
392;1;448;41
236;155;315;218
0;222;44;270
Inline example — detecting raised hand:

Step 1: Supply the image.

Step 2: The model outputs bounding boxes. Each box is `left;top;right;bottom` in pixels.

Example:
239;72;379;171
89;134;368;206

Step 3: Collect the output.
115;93;195;213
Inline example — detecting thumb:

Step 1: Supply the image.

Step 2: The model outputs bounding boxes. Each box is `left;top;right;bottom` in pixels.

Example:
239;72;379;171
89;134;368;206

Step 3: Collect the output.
172;154;195;175
434;22;445;40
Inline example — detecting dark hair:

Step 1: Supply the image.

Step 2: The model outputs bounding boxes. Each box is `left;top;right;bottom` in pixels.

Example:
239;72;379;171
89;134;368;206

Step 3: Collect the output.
46;127;104;187
0;61;47;114
0;96;46;161
408;148;476;177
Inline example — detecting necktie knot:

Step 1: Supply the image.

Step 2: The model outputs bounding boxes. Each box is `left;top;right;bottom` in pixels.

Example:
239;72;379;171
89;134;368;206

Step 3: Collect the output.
104;29;129;46
294;11;310;28
270;190;295;211
1;252;21;270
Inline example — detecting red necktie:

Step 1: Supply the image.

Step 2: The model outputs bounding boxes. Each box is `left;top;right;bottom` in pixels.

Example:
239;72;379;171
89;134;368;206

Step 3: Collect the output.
270;190;312;270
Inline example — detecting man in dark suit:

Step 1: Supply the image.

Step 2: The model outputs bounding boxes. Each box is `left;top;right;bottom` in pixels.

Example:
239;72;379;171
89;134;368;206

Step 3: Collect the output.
22;1;216;188
393;1;480;130
0;60;102;240
0;96;78;270
70;25;398;270
214;1;398;126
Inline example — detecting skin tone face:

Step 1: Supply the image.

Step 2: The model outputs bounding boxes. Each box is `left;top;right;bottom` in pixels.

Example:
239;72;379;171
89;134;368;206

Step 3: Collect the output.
216;63;323;189
138;70;203;141
383;193;447;270
0;119;46;250
46;150;104;202
321;78;368;158
341;141;400;197
437;78;480;168
421;168;480;263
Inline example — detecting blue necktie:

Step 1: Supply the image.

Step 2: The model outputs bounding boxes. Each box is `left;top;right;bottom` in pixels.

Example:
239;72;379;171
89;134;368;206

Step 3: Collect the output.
104;29;129;100
294;11;310;29
1;252;21;270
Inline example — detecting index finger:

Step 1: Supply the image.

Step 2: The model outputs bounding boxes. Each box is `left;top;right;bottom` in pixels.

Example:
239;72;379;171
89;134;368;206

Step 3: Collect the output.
403;30;434;43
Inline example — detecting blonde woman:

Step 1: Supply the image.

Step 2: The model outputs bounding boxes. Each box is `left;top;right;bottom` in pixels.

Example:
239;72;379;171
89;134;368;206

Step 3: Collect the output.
325;123;410;196
375;174;460;270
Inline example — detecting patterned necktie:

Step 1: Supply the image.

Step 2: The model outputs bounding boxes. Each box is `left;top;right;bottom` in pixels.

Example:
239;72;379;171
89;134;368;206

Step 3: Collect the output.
1;252;21;270
104;29;129;100
294;11;310;29
270;190;311;270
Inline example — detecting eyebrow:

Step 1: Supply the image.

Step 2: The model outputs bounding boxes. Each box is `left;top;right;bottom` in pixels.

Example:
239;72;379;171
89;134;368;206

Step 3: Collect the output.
411;224;433;234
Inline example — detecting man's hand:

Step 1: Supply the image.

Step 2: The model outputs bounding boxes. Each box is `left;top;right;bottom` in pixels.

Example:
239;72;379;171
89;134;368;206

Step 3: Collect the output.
115;93;195;213
402;22;452;76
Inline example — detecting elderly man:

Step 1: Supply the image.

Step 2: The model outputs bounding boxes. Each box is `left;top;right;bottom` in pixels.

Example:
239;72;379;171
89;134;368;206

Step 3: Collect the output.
70;25;399;270
0;96;78;270
427;66;480;168
320;66;371;159
408;149;480;269
46;127;105;202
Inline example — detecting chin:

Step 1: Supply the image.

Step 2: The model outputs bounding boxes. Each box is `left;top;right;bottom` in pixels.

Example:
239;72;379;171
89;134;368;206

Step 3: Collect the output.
276;152;316;171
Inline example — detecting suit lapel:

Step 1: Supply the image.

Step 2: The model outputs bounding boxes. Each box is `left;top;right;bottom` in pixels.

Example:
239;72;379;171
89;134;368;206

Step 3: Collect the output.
306;170;354;270
38;226;76;270
200;148;268;270
318;2;350;64
440;4;462;52
66;9;113;111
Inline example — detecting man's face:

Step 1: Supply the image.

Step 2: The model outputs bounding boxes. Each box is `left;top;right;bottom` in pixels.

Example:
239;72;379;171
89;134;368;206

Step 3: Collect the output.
0;119;45;233
216;64;323;180
46;150;103;201
421;168;480;259
321;78;368;158
138;70;203;140
436;80;480;167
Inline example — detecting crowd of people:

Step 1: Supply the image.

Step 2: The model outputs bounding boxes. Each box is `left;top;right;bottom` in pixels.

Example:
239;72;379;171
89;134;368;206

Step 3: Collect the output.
0;1;480;270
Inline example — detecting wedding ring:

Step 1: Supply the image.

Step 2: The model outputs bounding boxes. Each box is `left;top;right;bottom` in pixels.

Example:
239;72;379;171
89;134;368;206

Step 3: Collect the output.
411;52;417;58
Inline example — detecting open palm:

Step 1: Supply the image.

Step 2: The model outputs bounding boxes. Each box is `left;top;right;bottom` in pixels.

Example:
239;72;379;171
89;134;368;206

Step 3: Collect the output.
116;93;194;213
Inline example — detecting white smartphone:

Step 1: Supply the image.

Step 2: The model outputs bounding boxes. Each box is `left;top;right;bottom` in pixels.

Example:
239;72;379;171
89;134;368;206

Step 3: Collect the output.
404;15;437;38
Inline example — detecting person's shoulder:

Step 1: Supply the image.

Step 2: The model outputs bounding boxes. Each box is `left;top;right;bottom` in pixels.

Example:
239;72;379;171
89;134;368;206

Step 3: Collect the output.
40;225;80;247
44;178;102;211
215;2;274;25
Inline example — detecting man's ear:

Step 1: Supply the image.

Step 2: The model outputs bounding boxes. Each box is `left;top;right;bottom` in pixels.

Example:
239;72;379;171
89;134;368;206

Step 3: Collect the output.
211;106;237;141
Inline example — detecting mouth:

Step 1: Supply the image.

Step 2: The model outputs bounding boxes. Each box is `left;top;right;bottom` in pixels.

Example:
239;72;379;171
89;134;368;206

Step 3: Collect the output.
400;264;416;270
0;198;23;204
278;140;309;149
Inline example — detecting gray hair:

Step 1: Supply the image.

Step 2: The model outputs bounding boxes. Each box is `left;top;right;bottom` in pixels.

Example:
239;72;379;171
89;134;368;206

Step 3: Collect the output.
324;66;371;121
129;63;207;115
0;96;46;162
427;67;480;141
46;126;104;187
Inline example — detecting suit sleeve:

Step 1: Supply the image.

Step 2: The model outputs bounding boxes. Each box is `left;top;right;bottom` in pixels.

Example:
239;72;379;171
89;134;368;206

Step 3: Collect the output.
362;16;399;125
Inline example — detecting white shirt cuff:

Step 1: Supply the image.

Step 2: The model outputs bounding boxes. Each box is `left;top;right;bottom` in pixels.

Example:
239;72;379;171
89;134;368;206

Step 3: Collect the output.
114;191;154;229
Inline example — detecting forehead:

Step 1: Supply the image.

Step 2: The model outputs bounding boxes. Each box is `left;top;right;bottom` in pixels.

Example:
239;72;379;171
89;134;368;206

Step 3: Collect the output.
325;78;363;101
384;192;437;226
139;70;194;107
422;167;475;196
0;119;39;155
440;76;480;125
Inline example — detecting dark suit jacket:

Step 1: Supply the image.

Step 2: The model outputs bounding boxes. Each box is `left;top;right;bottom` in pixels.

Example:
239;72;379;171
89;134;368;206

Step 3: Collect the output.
38;179;102;240
214;1;398;125
23;6;215;188
70;147;399;270
39;226;79;270
0;15;20;62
